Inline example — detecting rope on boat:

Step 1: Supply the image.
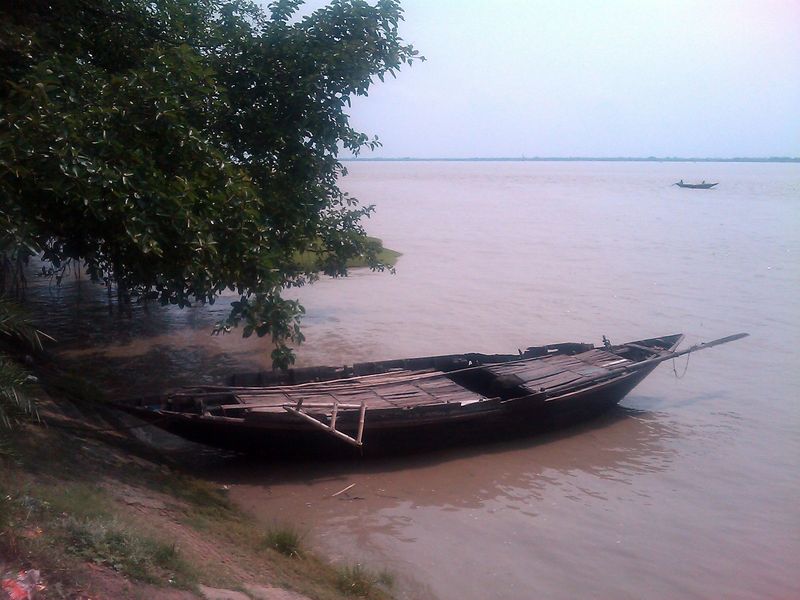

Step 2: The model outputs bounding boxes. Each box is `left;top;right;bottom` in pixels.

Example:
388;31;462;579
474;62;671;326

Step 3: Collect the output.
672;350;691;379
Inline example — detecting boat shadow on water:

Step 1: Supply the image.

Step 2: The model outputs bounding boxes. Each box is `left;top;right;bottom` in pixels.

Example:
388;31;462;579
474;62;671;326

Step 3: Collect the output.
155;405;687;495
159;405;694;520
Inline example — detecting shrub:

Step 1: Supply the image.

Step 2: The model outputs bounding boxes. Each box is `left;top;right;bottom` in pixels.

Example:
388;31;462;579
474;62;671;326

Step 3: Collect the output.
62;516;193;585
260;524;304;558
337;563;379;596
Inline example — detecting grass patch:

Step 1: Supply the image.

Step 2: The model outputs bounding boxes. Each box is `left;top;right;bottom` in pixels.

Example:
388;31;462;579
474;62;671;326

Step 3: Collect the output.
260;524;305;558
294;236;402;271
345;237;402;269
159;473;233;518
37;482;112;521
62;516;195;586
336;563;394;597
0;475;197;589
376;570;395;588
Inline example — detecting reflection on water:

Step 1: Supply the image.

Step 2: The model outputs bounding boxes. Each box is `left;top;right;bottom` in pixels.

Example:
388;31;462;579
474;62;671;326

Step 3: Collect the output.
218;407;685;514
215;407;682;507
213;407;686;600
26;266;275;395
22;161;800;599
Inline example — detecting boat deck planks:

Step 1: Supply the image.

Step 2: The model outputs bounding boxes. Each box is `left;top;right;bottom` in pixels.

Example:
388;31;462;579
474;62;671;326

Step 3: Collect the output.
480;348;632;391
242;376;485;413
229;348;638;415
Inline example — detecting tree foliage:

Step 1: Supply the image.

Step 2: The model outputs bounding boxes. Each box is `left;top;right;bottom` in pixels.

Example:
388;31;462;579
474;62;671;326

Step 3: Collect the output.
0;0;420;366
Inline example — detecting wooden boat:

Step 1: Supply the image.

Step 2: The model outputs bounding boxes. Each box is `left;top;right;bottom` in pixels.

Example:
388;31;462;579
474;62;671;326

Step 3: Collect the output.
120;333;747;456
674;180;719;189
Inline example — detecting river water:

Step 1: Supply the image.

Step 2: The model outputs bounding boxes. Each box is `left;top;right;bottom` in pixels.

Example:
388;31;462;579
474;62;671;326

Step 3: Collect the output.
26;161;799;599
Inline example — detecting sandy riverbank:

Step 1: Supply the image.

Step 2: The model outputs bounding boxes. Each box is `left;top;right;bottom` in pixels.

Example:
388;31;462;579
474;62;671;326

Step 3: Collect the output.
0;368;396;600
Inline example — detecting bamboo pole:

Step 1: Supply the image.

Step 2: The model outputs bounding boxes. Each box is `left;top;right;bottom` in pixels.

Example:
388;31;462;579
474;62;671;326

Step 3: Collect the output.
193;402;361;411
609;333;747;375
285;402;362;410
283;406;362;447
331;483;355;497
356;400;366;445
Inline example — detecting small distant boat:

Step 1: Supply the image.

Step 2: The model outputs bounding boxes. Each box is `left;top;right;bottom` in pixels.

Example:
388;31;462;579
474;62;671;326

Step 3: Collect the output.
674;180;718;189
119;333;748;457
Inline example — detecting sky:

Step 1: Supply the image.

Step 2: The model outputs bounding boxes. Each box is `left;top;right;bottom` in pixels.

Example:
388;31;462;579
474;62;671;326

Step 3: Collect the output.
281;0;800;158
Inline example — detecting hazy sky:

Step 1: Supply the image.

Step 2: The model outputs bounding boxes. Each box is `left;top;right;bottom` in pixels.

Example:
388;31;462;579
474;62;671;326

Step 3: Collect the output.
288;1;800;158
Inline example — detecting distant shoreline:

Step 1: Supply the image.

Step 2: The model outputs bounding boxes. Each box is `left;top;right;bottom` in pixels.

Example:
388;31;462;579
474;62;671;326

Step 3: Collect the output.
343;156;799;163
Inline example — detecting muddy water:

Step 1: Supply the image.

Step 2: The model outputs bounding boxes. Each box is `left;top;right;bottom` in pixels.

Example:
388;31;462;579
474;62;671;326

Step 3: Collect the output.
26;162;799;599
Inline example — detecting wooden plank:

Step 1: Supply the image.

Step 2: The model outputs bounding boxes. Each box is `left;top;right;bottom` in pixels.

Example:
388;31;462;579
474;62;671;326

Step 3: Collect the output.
282;402;362;409
209;402;356;411
487;356;582;375
624;343;661;353
577;350;628;364
570;365;610;378
509;364;574;381
523;371;586;391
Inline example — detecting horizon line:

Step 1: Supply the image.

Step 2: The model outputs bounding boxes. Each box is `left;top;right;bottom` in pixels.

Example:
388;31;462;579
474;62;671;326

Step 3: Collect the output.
341;156;799;163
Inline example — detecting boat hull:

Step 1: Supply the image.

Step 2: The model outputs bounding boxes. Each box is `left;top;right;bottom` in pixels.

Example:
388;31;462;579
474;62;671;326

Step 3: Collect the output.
125;361;660;457
675;182;718;189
